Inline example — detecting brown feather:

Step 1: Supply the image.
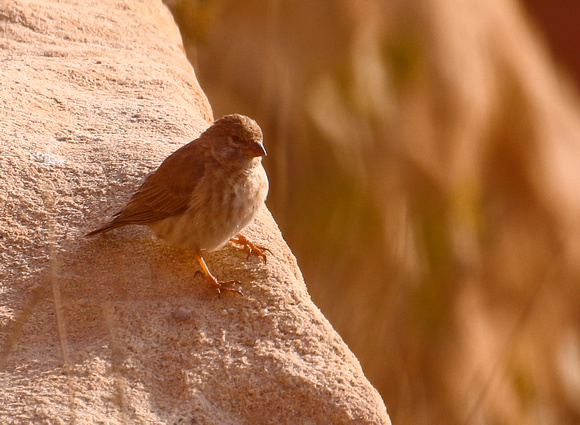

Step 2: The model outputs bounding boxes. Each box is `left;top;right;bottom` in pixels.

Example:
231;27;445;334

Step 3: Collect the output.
87;114;267;244
87;137;209;235
86;113;269;295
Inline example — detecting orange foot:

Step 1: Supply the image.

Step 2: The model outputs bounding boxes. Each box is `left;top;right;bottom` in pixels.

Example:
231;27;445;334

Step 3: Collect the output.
230;233;271;264
195;252;243;297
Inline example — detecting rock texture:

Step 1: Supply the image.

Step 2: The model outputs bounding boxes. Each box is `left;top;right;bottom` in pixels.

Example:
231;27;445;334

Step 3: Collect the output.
0;0;390;423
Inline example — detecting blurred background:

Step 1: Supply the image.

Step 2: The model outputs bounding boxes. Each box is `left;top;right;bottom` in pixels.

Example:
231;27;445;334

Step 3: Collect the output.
164;1;580;424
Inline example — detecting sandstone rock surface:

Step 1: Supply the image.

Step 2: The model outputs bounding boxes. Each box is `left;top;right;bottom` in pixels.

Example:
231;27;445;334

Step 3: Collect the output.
0;0;390;423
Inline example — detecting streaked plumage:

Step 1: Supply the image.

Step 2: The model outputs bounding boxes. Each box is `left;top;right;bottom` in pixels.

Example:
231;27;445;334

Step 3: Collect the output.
88;114;269;295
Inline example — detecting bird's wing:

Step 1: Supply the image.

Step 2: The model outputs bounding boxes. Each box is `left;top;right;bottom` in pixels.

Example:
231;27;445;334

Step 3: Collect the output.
106;140;209;228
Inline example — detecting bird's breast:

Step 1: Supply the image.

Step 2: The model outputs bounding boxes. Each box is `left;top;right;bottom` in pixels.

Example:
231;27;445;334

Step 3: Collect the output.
149;164;268;252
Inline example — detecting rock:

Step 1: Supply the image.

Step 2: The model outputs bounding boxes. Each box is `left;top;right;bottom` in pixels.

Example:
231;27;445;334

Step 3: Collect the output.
0;0;390;423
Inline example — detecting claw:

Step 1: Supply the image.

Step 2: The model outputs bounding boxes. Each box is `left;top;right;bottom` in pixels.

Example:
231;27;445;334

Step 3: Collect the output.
195;252;243;297
214;281;244;298
230;234;270;264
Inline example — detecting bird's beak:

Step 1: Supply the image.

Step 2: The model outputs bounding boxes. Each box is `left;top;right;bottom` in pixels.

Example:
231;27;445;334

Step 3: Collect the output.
247;140;267;157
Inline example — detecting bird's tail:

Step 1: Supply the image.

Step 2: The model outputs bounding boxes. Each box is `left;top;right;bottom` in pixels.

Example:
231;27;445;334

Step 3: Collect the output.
85;221;124;237
86;209;126;237
86;225;111;237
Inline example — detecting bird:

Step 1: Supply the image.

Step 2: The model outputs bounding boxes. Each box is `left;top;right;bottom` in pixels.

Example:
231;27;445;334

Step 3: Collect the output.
87;113;269;296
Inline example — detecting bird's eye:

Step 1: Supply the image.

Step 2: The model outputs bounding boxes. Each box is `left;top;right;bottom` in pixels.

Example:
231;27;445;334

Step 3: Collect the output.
229;135;244;146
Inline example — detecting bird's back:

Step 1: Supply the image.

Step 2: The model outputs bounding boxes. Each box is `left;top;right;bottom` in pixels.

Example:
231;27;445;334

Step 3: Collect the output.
87;138;209;236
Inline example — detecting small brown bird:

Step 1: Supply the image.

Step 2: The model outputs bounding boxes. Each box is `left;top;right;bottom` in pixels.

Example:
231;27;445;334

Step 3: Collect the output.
87;114;269;296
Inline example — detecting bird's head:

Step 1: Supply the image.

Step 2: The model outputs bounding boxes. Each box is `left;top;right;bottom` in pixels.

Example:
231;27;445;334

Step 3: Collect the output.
203;114;266;167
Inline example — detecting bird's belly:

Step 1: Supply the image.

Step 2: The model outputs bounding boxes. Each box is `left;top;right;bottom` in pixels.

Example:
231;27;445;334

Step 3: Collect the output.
149;212;237;252
149;171;267;252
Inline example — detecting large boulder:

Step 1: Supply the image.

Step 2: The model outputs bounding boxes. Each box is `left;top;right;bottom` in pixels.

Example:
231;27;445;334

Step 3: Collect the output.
0;0;389;423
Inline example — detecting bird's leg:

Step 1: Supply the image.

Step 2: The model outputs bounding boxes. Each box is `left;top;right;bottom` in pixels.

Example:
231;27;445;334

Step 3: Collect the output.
194;252;243;297
230;233;270;264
